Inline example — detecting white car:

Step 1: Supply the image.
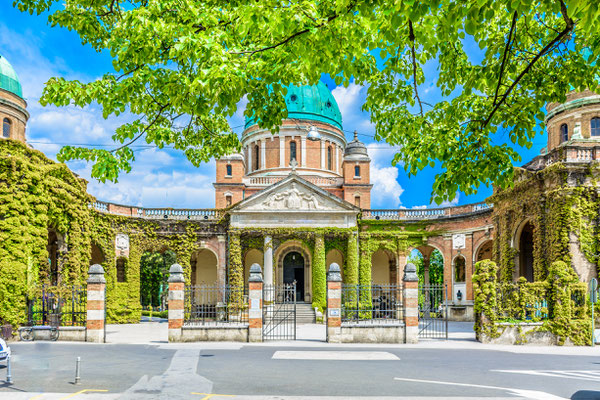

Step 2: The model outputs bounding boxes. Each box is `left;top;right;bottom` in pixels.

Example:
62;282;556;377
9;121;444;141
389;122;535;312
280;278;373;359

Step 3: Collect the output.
0;338;10;362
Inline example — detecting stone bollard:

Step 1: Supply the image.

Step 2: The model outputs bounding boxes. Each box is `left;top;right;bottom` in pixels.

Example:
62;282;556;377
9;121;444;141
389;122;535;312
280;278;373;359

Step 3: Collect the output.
168;264;185;342
248;263;263;343
403;263;419;344
86;264;106;343
326;263;342;343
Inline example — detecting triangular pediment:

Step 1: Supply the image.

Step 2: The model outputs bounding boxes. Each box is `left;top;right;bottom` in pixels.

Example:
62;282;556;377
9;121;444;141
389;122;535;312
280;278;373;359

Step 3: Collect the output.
232;174;357;213
229;174;358;228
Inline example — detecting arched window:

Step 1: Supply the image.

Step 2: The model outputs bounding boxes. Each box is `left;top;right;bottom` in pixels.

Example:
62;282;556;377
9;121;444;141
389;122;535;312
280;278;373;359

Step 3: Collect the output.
254;144;260;171
454;255;466;283
2;118;11;138
354;165;361;177
560;123;569;143
354;196;361;207
116;258;127;282
225;195;232;207
327;146;332;170
226;164;232;176
290;141;297;162
591;117;600;137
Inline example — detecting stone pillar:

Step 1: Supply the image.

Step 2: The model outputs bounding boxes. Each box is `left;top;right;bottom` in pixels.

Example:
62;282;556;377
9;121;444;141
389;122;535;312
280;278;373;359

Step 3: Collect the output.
423;254;430;286
248;263;263;343
403;262;419;344
313;233;326;310
86;264;106;343
263;236;273;286
326;263;342;343
346;233;359;285
217;236;227;287
301;136;307;166
279;137;285;167
168;264;185;342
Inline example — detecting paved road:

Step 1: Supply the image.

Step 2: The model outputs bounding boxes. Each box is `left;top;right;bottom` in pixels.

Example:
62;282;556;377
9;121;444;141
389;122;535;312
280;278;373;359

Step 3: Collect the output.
1;340;600;399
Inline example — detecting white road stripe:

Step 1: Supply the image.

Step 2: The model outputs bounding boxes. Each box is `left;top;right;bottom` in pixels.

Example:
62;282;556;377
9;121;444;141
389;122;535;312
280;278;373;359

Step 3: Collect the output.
492;369;600;382
272;351;399;360
393;377;567;400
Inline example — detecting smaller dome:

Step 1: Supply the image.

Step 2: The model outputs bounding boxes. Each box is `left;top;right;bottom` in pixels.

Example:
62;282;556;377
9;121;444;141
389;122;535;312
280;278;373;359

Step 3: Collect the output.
0;55;23;98
344;131;369;160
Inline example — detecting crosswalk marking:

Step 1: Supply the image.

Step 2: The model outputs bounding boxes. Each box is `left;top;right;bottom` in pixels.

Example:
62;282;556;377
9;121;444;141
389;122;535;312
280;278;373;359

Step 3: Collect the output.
492;369;600;382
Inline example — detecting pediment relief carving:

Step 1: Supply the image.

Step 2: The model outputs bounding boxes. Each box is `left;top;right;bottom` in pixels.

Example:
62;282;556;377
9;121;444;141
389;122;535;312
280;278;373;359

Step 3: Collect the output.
241;181;347;212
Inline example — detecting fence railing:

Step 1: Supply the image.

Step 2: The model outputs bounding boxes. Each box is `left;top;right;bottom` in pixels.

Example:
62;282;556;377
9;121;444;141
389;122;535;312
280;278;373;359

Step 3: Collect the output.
90;201;225;221
26;285;87;327
362;202;491;221
183;284;248;326
341;284;404;325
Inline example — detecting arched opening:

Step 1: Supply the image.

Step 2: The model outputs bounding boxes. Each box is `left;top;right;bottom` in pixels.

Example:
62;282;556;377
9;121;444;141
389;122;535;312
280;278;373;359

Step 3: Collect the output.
371;249;394;285
283;251;305;301
90;243;105;265
140;250;175;309
476;240;493;262
326;249;344;280
190;249;218;285
519;222;535;282
410;247;444;285
243;248;263;285
290;141;297;162
2;118;11;138
47;228;60;285
116;258;127;282
327;146;332;170
560;123;569;143
454;255;466;283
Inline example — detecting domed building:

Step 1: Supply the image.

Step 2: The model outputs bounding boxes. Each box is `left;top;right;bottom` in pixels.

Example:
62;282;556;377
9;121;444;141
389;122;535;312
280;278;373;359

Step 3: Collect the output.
214;82;372;209
0;55;28;142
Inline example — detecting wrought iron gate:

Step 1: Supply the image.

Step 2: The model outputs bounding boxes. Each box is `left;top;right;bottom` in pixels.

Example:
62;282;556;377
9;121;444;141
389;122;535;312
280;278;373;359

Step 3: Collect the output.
262;283;296;341
418;284;448;339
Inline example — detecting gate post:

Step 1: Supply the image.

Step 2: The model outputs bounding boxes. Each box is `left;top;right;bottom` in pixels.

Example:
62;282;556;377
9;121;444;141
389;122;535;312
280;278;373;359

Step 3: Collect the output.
248;263;263;343
168;264;185;342
326;263;342;343
86;264;106;343
403;262;419;344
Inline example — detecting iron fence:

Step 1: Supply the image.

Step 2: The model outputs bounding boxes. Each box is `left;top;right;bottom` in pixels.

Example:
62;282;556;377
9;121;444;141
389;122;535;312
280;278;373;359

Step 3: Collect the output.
263;283;296;341
27;285;87;327
184;284;248;326
341;284;404;325
418;284;448;339
496;282;549;322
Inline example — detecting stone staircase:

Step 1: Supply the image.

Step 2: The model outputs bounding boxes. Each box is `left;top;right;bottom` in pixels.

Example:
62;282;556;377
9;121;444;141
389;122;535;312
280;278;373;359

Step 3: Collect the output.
295;303;316;324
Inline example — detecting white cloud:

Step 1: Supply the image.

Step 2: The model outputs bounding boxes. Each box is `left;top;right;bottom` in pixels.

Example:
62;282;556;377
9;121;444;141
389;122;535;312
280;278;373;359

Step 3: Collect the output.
367;143;404;208
332;83;363;118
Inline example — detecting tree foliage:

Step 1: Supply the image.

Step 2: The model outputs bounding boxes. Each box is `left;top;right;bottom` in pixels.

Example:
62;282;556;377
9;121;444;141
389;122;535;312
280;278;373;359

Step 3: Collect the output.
14;0;600;201
409;249;444;285
140;250;175;308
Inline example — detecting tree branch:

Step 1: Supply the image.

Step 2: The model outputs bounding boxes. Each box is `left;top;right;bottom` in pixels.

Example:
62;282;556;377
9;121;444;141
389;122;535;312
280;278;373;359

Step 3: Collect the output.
111;103;170;152
408;20;423;116
480;0;573;129
493;11;518;107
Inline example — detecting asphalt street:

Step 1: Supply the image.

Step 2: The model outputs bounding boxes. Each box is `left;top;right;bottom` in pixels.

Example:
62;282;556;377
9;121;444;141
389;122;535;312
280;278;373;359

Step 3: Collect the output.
0;341;599;399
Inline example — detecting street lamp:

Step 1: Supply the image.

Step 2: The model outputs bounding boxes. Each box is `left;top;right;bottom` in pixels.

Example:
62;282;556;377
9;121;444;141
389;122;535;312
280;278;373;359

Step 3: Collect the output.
307;125;321;141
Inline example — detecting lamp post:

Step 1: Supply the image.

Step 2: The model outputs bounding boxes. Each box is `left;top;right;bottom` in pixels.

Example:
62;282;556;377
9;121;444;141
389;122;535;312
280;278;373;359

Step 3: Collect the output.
307;125;321;141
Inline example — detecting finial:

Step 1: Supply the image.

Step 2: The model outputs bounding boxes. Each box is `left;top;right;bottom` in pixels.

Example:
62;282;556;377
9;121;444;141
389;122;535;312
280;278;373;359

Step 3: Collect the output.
353;130;358;141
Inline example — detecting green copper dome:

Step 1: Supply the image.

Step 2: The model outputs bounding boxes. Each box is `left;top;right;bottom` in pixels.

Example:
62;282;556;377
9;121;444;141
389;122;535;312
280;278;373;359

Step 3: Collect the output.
0;55;23;98
245;82;342;130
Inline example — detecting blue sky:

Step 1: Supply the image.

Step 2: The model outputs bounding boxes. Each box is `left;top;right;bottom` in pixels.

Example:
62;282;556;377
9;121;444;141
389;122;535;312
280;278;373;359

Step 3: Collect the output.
0;4;547;209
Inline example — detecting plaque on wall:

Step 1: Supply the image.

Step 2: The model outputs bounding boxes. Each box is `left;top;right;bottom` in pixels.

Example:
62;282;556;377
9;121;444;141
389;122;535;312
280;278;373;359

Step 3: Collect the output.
452;233;466;250
115;233;130;257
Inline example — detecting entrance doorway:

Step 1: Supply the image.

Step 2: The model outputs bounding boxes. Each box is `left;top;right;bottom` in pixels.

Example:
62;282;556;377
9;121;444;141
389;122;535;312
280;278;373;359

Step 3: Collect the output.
283;251;304;301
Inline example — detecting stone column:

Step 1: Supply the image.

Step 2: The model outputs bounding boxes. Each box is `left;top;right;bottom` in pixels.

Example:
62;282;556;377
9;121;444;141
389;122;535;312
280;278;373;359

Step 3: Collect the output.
248;264;263;343
346;233;359;285
86;264;106;343
217;236;227;287
263;236;273;286
168;264;185;342
423;254;430;286
313;233;326;310
279;137;285;167
403;262;419;344
301;136;307;167
326;263;342;343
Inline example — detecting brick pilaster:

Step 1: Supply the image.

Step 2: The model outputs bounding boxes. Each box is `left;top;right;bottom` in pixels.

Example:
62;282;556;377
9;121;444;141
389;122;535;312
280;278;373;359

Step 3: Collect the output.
86;264;106;343
248;263;263;342
168;264;185;342
403;262;419;344
326;263;342;343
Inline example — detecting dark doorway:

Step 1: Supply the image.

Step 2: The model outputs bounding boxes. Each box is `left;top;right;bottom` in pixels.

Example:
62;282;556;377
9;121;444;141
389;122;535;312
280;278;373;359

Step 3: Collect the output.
519;222;535;282
283;251;305;301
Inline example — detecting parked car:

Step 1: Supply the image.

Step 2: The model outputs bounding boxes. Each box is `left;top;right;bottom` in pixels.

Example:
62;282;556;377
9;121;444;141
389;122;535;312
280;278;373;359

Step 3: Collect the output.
0;338;10;362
